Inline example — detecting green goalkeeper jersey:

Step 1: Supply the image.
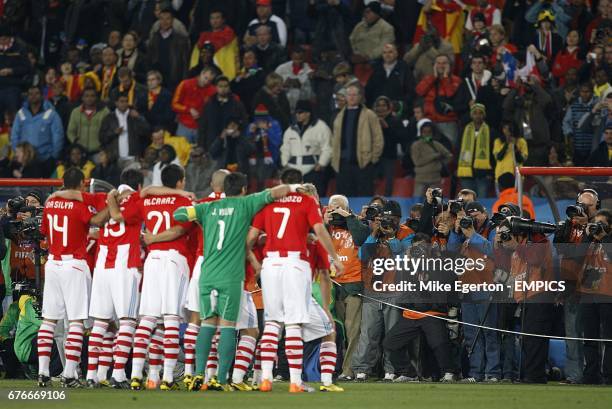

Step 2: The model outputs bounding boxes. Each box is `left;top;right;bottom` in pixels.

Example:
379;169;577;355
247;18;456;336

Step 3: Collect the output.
174;189;273;285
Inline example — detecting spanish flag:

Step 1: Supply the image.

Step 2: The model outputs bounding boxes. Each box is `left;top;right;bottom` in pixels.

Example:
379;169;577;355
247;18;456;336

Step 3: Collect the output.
190;25;239;80
413;1;465;54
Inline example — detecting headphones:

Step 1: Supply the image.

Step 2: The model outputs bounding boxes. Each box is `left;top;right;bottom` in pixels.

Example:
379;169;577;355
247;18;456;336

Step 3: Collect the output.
577;188;601;210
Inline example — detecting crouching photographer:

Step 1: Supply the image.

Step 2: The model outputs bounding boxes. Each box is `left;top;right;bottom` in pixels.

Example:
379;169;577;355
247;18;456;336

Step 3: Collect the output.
576;209;612;385
497;217;558;384
553;188;600;384
382;233;459;383
352;201;414;381
324;194;363;380
447;201;500;383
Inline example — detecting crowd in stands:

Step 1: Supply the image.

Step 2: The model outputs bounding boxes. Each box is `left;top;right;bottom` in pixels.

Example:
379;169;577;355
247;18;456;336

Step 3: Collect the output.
0;0;610;198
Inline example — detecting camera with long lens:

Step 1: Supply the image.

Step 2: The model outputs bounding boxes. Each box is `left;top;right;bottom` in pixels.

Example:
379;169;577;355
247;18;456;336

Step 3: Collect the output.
329;211;347;227
566;204;587;219
5;195;45;241
587;221;608;238
364;204;384;221
459;216;474;229
431;188;443;206
491;212;507;227
507;217;558;235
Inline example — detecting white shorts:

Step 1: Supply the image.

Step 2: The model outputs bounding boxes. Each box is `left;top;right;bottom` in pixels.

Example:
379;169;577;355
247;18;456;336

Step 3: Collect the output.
42;257;92;321
261;256;312;325
185;256;203;313
236;290;258;330
139;250;189;317
89;269;141;320
302;297;334;342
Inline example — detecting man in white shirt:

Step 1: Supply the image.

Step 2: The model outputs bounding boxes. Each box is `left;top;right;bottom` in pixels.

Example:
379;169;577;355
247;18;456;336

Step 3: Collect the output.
245;0;287;47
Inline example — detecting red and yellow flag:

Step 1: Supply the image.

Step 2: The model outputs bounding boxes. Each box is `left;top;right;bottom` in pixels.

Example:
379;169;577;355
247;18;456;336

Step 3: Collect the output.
190;25;239;80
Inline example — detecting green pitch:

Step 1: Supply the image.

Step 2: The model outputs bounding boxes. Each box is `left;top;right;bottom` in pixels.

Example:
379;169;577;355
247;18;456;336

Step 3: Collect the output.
1;380;611;409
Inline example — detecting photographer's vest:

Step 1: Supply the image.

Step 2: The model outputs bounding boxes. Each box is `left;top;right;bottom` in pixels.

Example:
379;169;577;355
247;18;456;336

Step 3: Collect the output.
510;238;554;302
362;225;413;293
330;226;362;284
578;242;612;301
559;223;585;282
458;222;495;285
10;239;45;281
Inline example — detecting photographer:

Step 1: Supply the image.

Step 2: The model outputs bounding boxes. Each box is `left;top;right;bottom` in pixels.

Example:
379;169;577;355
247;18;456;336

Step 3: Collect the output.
576;209;612;385
323;194;363;381
554;188;600;384
447;201;500;383
498;217;557;384
417;187;476;236
2;190;46;287
352;200;414;382
382;233;458;383
336;195;387;248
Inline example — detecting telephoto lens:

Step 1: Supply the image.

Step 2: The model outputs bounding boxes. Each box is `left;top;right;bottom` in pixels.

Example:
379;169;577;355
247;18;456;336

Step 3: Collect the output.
459;216;473;229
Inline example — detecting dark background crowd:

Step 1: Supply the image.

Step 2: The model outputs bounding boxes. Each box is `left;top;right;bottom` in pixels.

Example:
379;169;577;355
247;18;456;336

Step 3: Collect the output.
0;0;611;200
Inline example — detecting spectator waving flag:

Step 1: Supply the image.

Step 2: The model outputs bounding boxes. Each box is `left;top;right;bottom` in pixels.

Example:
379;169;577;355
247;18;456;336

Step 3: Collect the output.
190;25;239;80
501;50;518;87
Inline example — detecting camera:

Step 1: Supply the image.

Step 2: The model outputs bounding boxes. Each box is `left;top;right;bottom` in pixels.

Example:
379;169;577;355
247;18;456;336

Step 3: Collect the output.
566;204;587;219
5;195;45;241
587;221;608;238
380;216;397;231
459;216;473;229
7;196;26;214
329;212;347;227
364;204;384;221
507;217;558;235
431;188;443;205
491;212;507;227
448;199;464;215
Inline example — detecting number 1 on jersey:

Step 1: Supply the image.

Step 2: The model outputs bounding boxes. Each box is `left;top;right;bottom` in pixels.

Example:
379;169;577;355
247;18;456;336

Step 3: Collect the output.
273;207;291;239
217;220;226;250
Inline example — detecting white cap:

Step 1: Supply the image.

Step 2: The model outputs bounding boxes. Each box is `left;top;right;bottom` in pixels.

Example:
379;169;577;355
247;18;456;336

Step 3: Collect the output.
117;184;134;194
417;118;433;137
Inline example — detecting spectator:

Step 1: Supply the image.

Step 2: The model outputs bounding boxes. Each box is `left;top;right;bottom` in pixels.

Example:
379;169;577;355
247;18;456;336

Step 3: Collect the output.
0;24;31;120
209;116;253;174
247;104;283;190
199;75;248;151
252;25;287;75
280;100;332;195
457;103;494;199
90;148;120;187
349;1;395;63
193;9;239;80
323;194;362;381
66;87;110;157
109;67;149;116
54;144;95;179
331;84;384;197
10;85;64;171
416;54;461;148
148;7;191;90
372;96;403;197
245;0;288;47
274;46;314;112
410;119;452;198
148;0;189;44
491;172;536;219
503;76;556;166
231;48;266;113
58;61;82;103
404;26;455;83
96;46;119;101
593;67;611;98
526;1;571;41
365;43;416;114
99;91;151;169
587;124;612;166
453;54;492;126
189;0;250;42
465;0;502;31
185;146;217;198
488;24;518;66
529;9;564;65
0;142;43;178
308;0;352;60
562;82;598;165
149;126;192;167
144;70;174;129
151;144;181;186
117;31;148;83
171;67;217;144
252;72;292;130
551;30;584;86
493;121;528;184
47;80;72;132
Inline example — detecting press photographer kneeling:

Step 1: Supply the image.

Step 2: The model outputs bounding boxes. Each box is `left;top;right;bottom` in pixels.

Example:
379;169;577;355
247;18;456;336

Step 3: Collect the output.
497;217;558;384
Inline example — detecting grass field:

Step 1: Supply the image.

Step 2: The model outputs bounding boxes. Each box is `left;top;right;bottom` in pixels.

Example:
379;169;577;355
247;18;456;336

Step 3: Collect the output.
1;380;612;409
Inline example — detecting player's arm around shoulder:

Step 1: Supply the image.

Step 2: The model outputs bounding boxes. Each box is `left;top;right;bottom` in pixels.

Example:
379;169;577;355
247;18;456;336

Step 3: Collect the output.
173;203;199;222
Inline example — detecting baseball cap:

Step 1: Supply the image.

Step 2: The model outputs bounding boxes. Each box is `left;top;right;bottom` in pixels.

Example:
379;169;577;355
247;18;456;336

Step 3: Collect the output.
383;200;402;218
464;201;486;214
256;0;271;6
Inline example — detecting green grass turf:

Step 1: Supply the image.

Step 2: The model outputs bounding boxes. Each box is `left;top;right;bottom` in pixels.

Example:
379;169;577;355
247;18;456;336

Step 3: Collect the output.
1;380;611;409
